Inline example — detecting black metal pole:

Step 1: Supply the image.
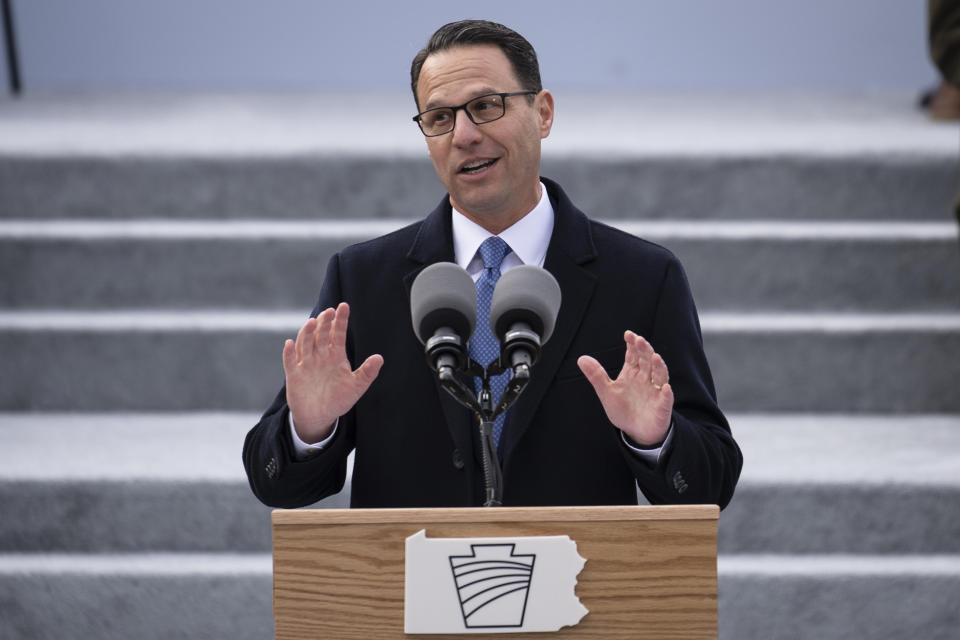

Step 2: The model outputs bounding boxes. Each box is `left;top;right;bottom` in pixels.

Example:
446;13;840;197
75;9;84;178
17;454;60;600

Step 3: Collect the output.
2;0;22;95
437;365;504;507
476;387;503;507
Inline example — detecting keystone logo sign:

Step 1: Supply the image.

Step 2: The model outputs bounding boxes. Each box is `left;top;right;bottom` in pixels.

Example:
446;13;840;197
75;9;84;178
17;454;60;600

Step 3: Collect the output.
449;543;536;628
404;530;588;634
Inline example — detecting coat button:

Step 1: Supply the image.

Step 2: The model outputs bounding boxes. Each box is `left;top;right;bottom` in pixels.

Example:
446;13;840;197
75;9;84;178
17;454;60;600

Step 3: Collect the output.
265;457;278;480
672;471;688;494
451;448;465;470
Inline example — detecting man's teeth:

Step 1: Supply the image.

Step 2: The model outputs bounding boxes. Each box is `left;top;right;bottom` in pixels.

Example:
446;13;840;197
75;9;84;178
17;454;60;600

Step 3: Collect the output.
462;159;495;173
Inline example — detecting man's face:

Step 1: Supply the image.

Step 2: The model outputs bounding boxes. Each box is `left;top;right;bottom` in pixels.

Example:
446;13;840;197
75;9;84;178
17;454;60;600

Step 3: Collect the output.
416;44;554;233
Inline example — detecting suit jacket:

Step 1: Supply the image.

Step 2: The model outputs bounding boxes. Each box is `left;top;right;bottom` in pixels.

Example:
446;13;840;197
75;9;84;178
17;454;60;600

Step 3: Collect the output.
243;178;742;509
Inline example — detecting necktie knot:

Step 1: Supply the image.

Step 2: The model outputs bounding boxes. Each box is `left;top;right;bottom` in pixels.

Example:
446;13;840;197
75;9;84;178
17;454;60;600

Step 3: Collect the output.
478;236;510;277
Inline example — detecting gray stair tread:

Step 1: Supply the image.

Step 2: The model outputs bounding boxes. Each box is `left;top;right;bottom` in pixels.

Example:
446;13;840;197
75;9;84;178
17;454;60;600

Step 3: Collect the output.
1;414;956;554
719;554;960;574
3;309;959;331
719;558;960;640
0;552;271;574
2;412;957;486
0;92;954;158
4;220;957;311
3;155;954;222
0;412;261;481
1;325;956;411
0;553;274;640
717;417;960;555
5;218;953;238
732;414;960;486
2;551;959;574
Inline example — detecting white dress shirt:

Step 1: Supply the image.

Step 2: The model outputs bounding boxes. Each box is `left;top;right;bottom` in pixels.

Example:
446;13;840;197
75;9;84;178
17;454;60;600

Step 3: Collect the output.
290;183;672;464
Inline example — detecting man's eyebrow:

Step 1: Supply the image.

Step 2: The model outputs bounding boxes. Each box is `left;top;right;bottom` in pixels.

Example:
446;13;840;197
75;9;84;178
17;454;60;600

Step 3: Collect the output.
423;87;500;111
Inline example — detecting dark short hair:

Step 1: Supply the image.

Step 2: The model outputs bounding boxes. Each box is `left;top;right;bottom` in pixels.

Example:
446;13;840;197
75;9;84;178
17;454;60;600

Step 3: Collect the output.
410;20;542;108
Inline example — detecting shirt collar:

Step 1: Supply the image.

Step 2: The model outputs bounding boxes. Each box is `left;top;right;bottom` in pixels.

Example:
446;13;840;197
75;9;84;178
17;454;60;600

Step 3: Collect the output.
451;182;555;274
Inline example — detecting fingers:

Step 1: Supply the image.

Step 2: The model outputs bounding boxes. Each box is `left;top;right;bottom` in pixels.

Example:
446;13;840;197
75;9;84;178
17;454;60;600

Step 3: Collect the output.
624;331;669;387
313;307;336;353
623;331;654;370
282;338;297;376
650;353;669;389
295;317;317;363
577;355;612;394
623;331;641;368
288;303;369;379
660;382;674;406
294;305;347;364
580;335;675;444
355;354;384;387
331;302;350;351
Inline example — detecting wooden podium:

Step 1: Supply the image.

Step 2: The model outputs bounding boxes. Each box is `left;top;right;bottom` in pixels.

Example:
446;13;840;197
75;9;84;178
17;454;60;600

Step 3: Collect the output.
272;505;718;639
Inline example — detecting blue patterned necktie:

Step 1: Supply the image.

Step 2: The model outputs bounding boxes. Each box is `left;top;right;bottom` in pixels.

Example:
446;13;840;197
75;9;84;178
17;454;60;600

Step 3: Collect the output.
469;236;512;448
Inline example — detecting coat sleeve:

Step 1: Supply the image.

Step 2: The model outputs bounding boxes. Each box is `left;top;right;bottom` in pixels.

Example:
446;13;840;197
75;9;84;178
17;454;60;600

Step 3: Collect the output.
622;255;743;509
242;254;357;508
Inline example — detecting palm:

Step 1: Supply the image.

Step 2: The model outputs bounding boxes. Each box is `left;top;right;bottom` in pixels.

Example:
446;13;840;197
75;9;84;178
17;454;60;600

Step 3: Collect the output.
283;303;383;443
577;331;673;446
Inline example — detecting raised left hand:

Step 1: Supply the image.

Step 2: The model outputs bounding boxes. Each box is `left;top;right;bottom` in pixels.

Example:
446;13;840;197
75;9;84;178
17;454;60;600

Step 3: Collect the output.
577;331;674;446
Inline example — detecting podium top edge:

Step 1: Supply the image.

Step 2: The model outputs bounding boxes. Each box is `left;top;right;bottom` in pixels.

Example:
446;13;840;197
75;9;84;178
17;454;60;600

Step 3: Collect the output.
272;504;719;526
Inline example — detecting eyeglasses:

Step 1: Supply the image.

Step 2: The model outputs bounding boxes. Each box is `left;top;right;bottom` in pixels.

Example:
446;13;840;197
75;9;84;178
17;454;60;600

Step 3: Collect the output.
412;91;538;137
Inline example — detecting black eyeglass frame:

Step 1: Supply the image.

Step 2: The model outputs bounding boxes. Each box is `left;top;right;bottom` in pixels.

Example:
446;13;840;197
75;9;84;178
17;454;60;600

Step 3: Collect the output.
412;90;538;137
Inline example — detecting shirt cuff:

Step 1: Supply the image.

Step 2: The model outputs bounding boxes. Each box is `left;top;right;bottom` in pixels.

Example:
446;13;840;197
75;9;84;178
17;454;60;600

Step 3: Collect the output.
288;412;338;460
621;421;675;466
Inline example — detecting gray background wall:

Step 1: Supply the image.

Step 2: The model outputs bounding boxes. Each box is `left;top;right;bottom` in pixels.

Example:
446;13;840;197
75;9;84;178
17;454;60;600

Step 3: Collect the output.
0;0;939;92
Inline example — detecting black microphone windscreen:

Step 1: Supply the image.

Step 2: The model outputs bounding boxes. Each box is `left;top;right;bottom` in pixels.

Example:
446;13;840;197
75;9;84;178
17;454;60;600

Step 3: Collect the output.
410;262;477;344
489;265;562;343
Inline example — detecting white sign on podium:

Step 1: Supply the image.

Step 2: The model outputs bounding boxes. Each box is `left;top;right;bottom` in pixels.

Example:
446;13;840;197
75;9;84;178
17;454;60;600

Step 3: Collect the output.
404;529;588;634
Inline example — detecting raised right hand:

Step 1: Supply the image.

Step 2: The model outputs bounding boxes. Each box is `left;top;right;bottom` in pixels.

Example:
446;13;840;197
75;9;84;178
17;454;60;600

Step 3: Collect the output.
282;302;383;444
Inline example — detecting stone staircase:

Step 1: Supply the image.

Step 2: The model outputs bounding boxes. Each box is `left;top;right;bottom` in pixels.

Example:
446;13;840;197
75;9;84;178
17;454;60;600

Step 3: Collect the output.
1;92;958;638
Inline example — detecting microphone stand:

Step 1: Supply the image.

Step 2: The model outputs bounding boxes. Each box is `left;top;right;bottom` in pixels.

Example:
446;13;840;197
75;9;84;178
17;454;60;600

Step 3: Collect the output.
436;359;531;507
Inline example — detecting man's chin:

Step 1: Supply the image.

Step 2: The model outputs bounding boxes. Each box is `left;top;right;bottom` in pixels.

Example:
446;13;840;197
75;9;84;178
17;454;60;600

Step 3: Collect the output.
449;187;503;217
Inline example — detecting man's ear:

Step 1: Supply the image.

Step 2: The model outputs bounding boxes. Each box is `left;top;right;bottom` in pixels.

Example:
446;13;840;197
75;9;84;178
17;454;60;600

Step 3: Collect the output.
537;89;555;139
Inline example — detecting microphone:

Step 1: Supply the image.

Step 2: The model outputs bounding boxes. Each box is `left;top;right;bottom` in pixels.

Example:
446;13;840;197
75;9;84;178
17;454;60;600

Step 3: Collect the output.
410;262;477;373
489;265;562;374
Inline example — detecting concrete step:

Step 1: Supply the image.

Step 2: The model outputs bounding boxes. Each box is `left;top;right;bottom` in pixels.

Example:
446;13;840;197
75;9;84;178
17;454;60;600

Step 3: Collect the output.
2;154;957;222
0;311;957;412
717;554;960;640
718;414;960;554
1;552;957;640
0;413;344;554
1;93;956;222
3;93;953;159
2;219;957;311
1;413;957;554
0;553;274;640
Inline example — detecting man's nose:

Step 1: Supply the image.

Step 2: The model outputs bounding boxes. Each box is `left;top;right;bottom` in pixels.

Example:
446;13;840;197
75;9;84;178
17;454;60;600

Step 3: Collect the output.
451;108;482;145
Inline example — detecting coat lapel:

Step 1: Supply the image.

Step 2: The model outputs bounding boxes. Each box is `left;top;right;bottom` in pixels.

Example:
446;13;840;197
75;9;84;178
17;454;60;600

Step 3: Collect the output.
498;179;599;464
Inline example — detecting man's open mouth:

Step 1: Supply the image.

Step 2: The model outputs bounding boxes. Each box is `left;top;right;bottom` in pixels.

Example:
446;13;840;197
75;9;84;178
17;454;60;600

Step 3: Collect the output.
459;158;498;174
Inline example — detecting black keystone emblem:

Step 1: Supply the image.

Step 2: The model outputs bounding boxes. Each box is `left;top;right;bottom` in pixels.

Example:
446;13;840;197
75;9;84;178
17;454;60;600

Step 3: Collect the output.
449;544;536;628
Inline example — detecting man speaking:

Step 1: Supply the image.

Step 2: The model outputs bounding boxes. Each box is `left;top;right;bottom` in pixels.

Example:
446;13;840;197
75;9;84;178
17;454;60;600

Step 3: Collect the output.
243;20;742;509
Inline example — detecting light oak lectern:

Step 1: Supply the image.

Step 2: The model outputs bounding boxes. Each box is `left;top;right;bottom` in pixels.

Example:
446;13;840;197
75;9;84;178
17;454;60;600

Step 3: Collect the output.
272;505;718;639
